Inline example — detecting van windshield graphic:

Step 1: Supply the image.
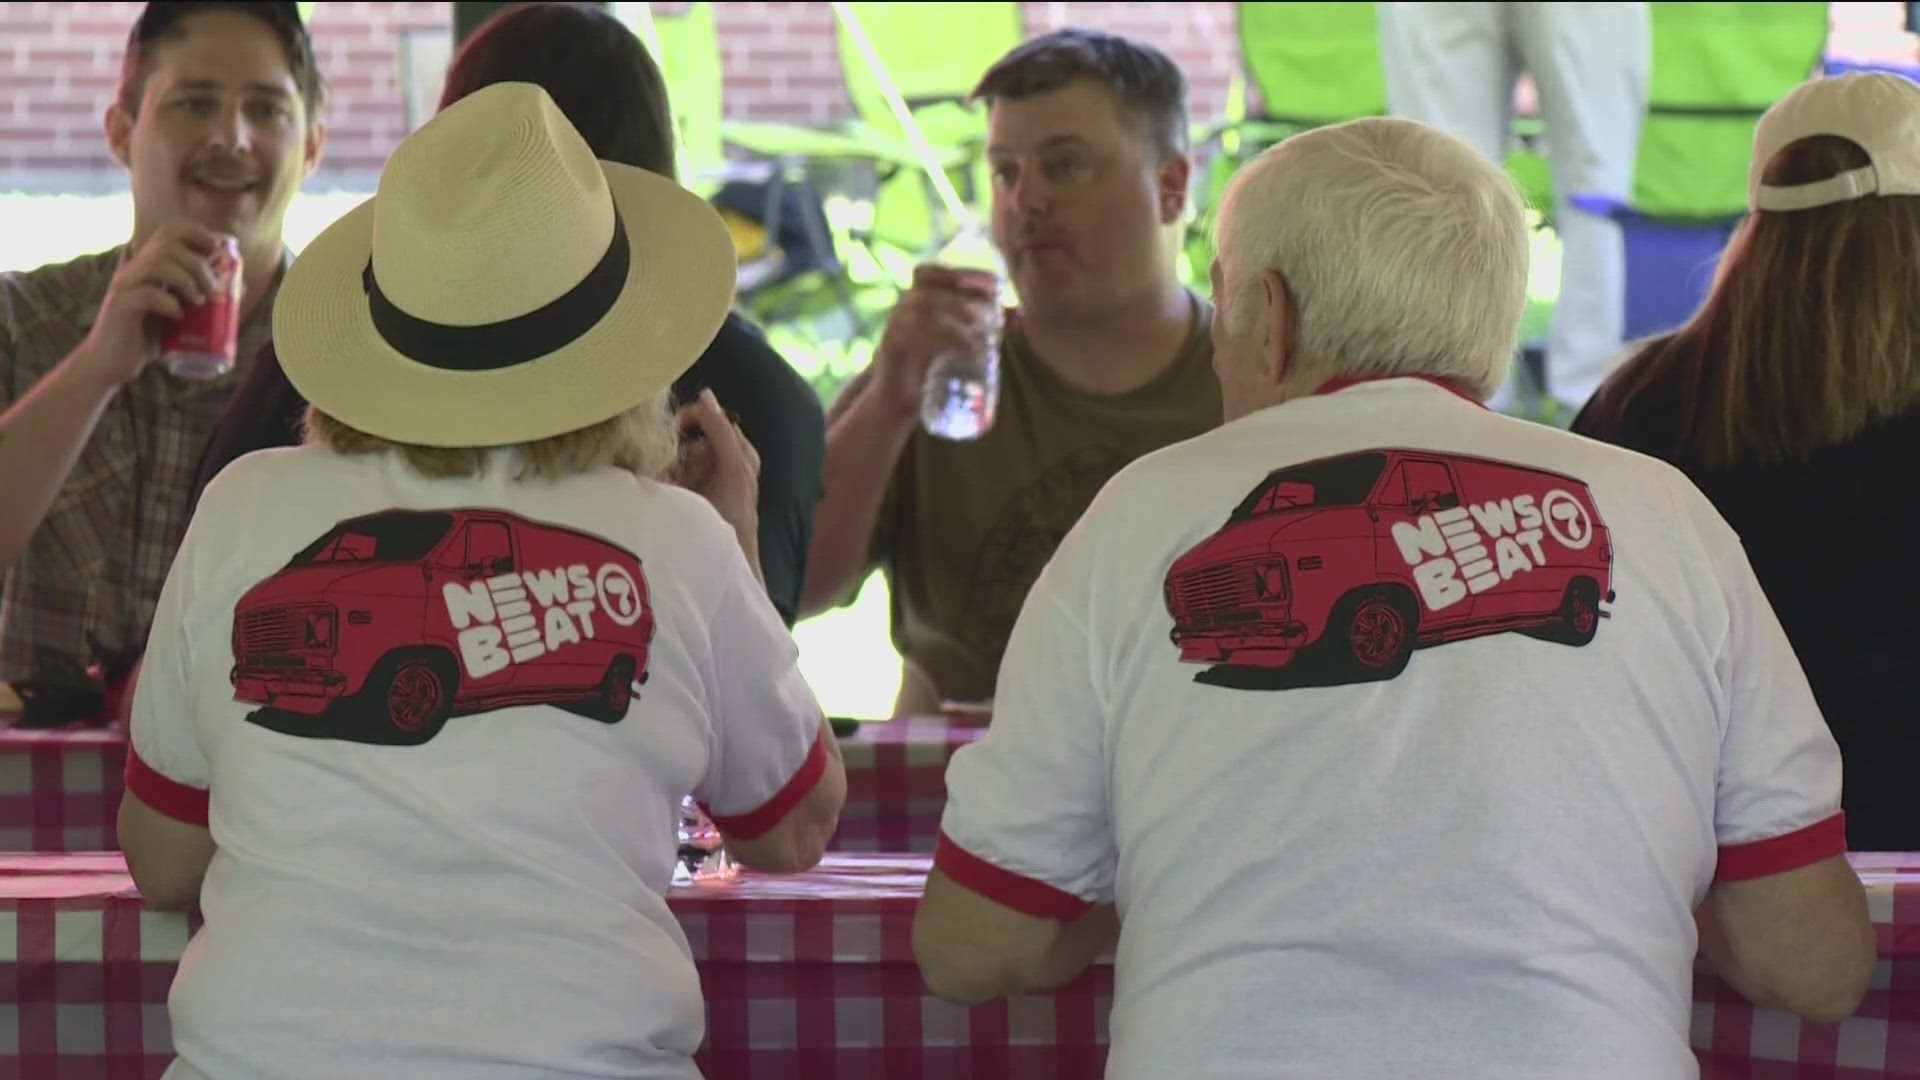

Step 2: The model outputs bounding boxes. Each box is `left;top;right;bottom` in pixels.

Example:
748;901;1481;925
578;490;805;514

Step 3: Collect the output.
287;512;455;567
1228;452;1387;522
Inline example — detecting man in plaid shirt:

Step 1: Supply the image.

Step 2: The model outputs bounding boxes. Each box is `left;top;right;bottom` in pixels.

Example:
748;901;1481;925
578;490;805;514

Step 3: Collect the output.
0;2;324;724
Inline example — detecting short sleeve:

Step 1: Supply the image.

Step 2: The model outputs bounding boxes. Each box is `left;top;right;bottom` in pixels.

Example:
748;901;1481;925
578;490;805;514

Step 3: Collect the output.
934;561;1115;919
0;274;27;411
692;544;828;840
1693;491;1846;881
124;525;212;826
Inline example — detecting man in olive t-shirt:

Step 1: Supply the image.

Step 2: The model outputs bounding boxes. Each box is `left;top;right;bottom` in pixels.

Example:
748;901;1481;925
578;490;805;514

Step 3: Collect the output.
874;301;1215;706
800;30;1223;714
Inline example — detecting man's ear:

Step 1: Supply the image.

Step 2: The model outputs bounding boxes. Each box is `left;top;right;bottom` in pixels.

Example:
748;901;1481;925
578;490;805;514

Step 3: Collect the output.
105;103;134;170
1260;267;1298;384
1158;151;1192;226
302;116;328;178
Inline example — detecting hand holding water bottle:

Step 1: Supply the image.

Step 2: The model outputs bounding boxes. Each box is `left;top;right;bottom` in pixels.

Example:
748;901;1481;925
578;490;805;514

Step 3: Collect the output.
920;225;1014;440
870;264;1001;426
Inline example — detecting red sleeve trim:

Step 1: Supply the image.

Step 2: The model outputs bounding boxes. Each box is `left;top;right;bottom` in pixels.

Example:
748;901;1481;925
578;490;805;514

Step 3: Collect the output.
1716;812;1847;882
124;748;210;827
934;830;1093;921
704;726;828;841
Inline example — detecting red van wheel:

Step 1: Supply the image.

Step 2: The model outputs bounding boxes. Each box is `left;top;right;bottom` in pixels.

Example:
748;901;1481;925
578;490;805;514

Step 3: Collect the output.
1522;578;1602;648
603;667;633;714
587;656;638;723
1557;579;1602;646
1349;598;1408;670
387;661;444;733
1570;592;1598;636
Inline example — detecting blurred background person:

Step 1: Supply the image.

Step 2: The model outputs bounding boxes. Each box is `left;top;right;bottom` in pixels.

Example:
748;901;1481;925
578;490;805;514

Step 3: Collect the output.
1378;1;1650;419
0;0;324;725
1574;72;1920;852
800;29;1220;716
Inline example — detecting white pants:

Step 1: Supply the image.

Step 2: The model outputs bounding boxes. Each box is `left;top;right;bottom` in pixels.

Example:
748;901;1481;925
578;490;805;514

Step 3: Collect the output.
1378;1;1650;411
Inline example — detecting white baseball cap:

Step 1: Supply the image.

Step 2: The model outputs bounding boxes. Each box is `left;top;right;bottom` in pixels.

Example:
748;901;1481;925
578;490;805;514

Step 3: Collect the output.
1750;71;1920;212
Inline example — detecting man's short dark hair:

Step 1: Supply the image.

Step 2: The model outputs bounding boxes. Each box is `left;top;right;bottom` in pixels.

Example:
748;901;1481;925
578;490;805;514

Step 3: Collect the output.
970;28;1190;157
119;2;326;119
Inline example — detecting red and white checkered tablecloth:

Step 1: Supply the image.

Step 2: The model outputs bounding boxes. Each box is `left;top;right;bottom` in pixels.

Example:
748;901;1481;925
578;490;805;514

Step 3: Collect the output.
0;713;983;854
0;851;1109;1080
0;720;126;853
5;851;1918;1080
831;715;985;853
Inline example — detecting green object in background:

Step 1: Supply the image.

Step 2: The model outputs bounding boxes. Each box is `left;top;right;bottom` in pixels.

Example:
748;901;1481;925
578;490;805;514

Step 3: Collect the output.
836;2;1022;145
1505;116;1555;216
1187;4;1393;288
641;5;939;180
1633;2;1829;220
1237;1;1387;127
646;2;725;188
835;2;1023;257
296;1;315;23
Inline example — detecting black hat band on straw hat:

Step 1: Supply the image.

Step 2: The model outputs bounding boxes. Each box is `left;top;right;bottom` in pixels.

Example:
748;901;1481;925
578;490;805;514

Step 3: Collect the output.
361;212;630;372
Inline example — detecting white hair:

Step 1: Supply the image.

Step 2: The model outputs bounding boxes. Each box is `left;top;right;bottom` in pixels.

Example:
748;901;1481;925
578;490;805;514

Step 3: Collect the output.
1215;116;1529;399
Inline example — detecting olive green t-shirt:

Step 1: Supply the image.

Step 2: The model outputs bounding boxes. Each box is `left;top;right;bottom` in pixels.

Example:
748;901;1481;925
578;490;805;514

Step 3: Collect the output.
871;294;1222;706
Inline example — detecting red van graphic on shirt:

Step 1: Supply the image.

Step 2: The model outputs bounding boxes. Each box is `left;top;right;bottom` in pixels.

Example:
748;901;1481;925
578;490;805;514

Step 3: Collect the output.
1164;449;1614;690
230;508;655;745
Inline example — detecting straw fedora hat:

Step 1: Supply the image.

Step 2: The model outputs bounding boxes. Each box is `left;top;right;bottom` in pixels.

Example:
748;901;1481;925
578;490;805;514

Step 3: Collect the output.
273;81;737;447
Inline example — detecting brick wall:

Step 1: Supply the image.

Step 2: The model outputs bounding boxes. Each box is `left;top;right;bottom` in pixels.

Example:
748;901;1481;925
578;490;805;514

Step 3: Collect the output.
0;1;1912;190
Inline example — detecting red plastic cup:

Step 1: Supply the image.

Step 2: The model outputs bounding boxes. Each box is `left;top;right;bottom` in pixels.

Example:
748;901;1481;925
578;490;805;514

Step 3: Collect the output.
159;236;242;379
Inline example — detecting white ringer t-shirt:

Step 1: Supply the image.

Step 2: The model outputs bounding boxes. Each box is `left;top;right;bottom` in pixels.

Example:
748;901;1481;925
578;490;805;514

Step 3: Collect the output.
127;445;826;1080
936;376;1846;1080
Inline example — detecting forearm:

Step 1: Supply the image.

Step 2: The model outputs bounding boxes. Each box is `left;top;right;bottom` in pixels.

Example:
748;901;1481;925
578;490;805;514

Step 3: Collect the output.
739;532;768;592
798;384;915;616
915;871;1116;1006
1697;899;1782;1008
0;352;119;566
720;722;847;873
117;793;216;912
1020;904;1119;992
1699;860;1877;1022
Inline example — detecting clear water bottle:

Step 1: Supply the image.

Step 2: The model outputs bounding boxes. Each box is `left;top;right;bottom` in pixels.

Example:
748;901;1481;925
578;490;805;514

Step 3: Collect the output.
919;223;1012;442
674;795;738;884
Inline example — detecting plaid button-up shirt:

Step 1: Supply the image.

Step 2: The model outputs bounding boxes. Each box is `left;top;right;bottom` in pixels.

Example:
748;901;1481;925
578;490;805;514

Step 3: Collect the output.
0;245;282;686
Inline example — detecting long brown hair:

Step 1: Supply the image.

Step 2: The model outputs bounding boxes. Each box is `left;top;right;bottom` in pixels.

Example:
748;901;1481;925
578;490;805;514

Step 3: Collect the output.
1596;135;1920;467
438;1;677;180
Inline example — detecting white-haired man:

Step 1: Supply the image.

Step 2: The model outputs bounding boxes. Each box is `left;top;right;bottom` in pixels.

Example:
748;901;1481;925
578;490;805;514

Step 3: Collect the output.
913;116;1874;1078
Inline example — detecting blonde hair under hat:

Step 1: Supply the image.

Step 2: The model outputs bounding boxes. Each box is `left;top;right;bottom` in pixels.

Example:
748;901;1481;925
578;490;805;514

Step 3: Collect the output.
1750;71;1920;212
273;81;737;448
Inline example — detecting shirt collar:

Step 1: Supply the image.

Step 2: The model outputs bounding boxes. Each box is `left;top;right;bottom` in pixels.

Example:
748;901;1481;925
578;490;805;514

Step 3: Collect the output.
1312;374;1488;408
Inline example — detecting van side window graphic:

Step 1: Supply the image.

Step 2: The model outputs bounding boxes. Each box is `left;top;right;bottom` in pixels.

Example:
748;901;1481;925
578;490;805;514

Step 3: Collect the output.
230;508;657;746
1164;449;1615;692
